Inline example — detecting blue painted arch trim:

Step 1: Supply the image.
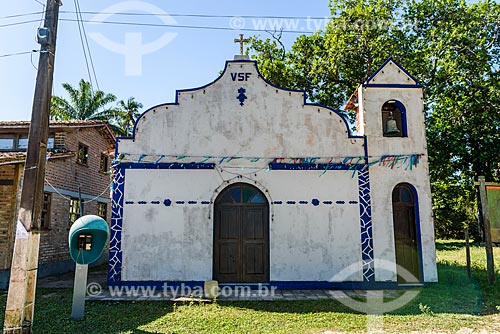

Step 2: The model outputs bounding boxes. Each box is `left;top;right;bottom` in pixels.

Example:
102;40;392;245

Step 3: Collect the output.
117;162;215;170
382;99;408;138
115;59;363;153
362;83;422;89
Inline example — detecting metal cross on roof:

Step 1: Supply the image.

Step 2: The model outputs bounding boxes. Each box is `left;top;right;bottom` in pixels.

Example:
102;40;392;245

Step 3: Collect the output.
234;34;249;55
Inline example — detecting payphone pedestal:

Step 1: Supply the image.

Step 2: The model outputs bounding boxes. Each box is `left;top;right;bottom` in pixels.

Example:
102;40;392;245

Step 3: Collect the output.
71;263;88;320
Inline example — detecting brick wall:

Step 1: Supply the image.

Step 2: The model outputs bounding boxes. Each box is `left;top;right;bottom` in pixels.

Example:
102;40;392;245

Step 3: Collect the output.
0;124;114;281
39;126;113;265
0;165;21;270
45;127;112;195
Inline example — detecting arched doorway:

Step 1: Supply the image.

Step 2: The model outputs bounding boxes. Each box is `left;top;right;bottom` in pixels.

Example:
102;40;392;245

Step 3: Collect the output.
392;183;421;283
213;183;269;283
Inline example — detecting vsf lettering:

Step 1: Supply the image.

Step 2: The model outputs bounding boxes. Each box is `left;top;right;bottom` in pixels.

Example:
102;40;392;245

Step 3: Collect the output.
231;72;252;81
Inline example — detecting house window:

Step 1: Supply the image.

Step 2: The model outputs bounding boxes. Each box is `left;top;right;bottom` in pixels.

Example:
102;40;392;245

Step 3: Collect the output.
69;198;81;224
382;100;407;137
100;153;108;173
77;142;89;165
17;136;28;150
41;192;52;229
47;137;55;150
97;202;107;220
18;136;54;150
0;137;14;151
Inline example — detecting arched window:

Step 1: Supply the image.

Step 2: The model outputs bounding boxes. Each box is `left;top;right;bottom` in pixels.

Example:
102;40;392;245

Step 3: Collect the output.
382;100;407;137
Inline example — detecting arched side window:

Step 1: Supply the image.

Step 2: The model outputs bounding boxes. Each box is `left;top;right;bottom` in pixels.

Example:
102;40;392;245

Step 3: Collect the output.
382;100;407;137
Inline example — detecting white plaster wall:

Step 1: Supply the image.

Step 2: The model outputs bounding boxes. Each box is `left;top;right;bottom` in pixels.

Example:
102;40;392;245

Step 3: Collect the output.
121;169;219;281
119;61;364;158
369;161;437;282
366;60;418;85
258;171;363;281
121;168;363;282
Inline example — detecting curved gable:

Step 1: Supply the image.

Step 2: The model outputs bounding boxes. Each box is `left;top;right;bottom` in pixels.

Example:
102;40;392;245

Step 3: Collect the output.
118;60;364;159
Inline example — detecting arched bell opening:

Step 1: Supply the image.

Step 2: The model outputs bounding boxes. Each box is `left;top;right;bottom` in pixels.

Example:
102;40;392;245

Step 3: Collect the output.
382;100;407;137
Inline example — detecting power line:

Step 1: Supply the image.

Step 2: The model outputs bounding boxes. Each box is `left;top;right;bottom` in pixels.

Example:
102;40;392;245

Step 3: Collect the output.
58;11;333;20
73;0;95;91
58;18;315;34
0;19;41;28
0;11;44;19
0;50;39;58
74;0;100;91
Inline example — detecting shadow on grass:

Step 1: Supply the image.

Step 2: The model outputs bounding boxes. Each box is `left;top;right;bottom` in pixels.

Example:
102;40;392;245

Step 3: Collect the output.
434;240;478;251
219;261;490;317
0;289;175;334
0;247;497;333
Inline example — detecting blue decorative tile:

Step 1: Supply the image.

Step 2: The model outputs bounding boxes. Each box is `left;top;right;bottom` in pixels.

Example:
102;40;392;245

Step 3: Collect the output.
358;167;374;282
311;198;320;206
163;199;172;206
108;167;125;284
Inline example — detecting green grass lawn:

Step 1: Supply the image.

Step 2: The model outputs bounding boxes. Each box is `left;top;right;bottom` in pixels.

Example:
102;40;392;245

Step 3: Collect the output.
1;240;500;333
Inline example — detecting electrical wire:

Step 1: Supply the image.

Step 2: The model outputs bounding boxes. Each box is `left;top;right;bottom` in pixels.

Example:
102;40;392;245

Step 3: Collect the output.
30;51;38;70
0;19;41;28
58;18;312;34
0;10;413;24
0;11;45;19
59;11;333;20
73;0;95;91
0;50;40;58
75;0;100;91
45;176;112;204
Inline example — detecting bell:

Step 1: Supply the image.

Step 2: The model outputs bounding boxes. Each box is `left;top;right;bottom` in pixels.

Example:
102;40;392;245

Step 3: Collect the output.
385;112;400;134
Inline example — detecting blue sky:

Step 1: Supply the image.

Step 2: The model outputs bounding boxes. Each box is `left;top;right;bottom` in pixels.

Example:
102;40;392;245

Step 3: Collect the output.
0;1;332;121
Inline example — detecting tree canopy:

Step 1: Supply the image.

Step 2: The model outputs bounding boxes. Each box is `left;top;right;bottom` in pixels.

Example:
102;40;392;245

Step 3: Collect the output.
50;79;143;136
249;0;500;238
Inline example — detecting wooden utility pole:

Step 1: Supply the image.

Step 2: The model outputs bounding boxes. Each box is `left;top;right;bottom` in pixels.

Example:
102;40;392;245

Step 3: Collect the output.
3;1;60;333
478;176;495;284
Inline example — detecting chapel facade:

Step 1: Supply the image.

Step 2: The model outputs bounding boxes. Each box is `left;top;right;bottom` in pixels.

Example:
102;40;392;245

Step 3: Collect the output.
107;57;437;289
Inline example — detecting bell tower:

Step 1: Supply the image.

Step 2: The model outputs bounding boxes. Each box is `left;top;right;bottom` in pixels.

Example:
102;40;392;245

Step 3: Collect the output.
346;57;438;284
354;57;426;158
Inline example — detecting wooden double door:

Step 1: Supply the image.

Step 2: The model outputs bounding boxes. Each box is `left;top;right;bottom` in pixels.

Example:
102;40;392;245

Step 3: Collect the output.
213;183;269;283
392;183;421;283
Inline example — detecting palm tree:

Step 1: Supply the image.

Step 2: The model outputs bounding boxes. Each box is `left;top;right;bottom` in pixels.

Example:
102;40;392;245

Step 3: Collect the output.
51;79;118;123
116;97;143;136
